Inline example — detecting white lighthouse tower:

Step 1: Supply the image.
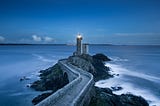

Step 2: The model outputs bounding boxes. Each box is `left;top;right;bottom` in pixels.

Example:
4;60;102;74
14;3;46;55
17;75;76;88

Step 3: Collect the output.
76;33;82;55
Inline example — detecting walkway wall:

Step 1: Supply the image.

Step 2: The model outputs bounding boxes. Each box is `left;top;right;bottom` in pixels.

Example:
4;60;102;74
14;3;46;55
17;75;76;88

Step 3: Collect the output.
36;60;94;106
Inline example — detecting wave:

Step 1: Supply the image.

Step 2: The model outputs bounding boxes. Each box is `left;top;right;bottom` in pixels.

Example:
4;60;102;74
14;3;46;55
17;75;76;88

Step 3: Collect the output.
95;63;160;106
25;71;41;80
106;63;160;83
9;92;36;96
32;54;55;62
110;56;128;62
95;78;160;106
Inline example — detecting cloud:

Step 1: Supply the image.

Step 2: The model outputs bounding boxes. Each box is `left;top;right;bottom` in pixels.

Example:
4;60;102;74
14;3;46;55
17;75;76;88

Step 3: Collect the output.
44;36;54;42
32;35;55;43
32;35;42;42
0;36;5;42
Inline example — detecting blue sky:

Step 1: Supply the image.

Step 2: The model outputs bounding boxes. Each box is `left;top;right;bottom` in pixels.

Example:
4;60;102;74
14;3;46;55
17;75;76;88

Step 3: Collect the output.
0;0;160;45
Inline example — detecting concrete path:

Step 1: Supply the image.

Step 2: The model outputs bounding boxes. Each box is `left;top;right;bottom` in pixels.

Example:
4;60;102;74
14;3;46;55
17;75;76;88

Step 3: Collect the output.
36;60;93;106
53;61;91;106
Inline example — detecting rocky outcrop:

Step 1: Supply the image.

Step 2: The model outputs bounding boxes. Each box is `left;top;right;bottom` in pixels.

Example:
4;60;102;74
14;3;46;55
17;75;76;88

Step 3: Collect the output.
31;53;149;106
89;87;149;106
67;54;149;106
31;63;69;105
32;92;53;105
31;64;69;91
68;53;112;81
92;53;111;61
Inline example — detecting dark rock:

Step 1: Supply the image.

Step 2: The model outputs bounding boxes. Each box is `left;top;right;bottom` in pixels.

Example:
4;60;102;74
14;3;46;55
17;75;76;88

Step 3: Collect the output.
120;93;149;106
92;53;111;62
112;74;120;76
68;54;113;81
98;87;113;94
26;84;31;87
31;64;69;91
89;87;122;106
20;76;30;81
89;87;149;106
32;92;53;105
92;56;112;81
111;86;123;91
31;63;69;104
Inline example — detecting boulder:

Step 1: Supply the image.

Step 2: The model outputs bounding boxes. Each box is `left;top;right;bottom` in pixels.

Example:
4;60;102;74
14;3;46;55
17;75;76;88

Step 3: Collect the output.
111;86;123;91
120;93;149;106
92;53;111;61
89;87;149;106
20;76;30;81
89;87;122;106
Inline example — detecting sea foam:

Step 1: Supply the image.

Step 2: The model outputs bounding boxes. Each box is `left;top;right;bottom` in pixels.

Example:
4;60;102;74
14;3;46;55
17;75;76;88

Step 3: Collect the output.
106;63;160;83
95;62;160;106
110;56;128;62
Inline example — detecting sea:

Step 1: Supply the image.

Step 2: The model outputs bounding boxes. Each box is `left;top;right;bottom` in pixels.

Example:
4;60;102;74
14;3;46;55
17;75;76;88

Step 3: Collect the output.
0;45;159;106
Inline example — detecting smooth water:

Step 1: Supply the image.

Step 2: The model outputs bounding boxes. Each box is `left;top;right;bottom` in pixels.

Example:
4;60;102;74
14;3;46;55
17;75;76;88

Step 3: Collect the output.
0;45;160;106
0;45;75;106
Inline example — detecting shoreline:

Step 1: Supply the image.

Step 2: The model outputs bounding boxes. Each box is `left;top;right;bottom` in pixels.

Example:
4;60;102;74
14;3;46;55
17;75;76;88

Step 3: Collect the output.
95;62;160;106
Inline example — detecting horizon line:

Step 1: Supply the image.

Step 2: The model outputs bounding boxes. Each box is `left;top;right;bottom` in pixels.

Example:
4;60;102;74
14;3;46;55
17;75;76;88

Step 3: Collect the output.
0;43;160;46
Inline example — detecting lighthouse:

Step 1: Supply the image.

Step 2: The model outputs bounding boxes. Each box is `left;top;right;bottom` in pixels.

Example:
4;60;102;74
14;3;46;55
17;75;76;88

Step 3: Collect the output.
76;33;82;55
73;33;89;56
82;43;89;54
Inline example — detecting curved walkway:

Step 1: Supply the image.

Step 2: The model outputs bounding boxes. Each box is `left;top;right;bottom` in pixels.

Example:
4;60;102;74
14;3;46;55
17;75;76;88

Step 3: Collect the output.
36;60;94;106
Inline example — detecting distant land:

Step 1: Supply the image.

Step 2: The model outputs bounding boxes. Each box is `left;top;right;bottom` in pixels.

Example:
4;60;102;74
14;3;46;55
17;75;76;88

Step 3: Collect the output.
0;43;67;46
0;43;113;46
0;43;160;46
